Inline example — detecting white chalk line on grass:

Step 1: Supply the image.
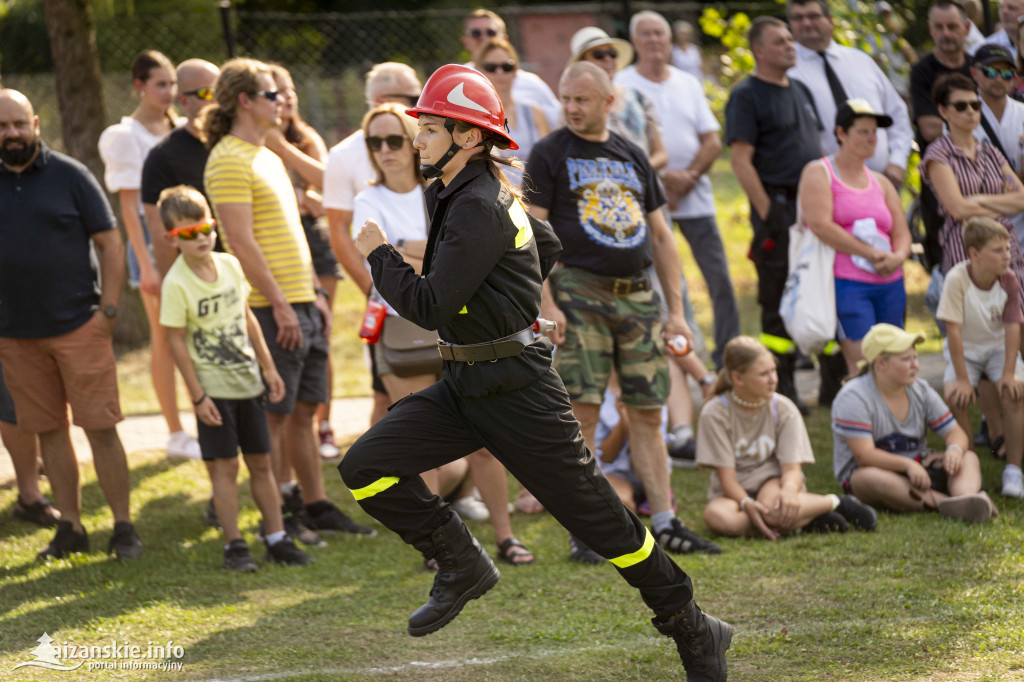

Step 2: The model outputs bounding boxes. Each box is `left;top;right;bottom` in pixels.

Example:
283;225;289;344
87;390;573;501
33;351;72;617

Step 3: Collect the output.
204;642;628;681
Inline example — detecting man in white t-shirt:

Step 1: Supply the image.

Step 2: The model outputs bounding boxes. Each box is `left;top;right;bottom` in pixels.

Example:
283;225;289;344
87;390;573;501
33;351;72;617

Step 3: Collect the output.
323;62;421;424
985;0;1024;60
459;8;561;129
615;10;739;368
972;44;1024;246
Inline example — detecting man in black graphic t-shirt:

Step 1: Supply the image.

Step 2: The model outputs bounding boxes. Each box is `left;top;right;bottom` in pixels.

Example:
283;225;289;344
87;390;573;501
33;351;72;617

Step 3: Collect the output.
526;61;721;560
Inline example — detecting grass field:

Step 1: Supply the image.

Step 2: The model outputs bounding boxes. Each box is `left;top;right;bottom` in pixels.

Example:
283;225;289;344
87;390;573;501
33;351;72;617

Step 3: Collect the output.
1;160;1022;680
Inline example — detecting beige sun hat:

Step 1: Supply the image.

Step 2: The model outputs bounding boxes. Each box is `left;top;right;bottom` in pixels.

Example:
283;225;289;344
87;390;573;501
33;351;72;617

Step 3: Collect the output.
569;27;634;73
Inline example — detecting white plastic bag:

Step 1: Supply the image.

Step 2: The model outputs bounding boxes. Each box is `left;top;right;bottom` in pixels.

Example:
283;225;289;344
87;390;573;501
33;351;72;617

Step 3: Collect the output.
779;217;837;355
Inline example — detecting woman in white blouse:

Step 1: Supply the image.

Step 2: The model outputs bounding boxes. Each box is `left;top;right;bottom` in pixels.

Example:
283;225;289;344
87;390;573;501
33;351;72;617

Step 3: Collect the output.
99;50;199;459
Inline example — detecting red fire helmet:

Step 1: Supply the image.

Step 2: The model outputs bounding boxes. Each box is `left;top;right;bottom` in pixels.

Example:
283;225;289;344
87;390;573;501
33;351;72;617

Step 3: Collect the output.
406;64;519;150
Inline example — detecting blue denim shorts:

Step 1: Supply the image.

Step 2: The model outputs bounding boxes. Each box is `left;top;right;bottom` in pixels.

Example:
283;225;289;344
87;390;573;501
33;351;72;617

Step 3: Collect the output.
835;277;906;341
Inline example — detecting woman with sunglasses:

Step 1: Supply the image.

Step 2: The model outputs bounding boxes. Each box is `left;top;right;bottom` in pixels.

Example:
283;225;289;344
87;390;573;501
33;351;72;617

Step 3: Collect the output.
268;64;344;460
351;102;535;567
472;37;549;189
922;73;1024;290
99;50;201;460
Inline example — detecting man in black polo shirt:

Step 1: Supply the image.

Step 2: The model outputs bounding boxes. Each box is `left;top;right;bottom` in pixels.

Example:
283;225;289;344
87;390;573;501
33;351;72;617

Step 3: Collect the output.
527;61;720;559
910;0;973;270
726;16;823;413
141;58;220;275
0;88;141;561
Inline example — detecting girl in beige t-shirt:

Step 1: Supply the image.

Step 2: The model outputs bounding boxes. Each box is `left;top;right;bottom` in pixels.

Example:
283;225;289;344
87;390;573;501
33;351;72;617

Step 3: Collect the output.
696;337;878;539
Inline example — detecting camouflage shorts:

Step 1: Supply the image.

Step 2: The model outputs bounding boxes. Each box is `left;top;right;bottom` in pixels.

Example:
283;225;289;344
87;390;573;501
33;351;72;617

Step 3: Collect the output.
551;266;669;408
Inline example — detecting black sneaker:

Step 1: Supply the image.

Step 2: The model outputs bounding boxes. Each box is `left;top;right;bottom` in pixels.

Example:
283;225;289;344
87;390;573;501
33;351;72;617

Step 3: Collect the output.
835;495;878;531
655;518;722;555
305;500;376;537
223;539;258;573
265;536;315;566
668;437;697;469
261;516;326;548
14;495;60;527
37;520;89;561
107;521;143;560
974;416;990;447
803;510;849;534
204;497;220;529
568;534;603;564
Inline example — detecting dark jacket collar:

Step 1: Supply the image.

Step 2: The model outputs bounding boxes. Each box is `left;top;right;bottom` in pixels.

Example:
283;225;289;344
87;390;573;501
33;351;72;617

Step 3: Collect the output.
436;159;490;199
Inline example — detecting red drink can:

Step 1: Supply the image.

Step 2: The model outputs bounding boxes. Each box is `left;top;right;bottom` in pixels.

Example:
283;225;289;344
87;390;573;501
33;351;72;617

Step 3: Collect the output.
359;299;387;344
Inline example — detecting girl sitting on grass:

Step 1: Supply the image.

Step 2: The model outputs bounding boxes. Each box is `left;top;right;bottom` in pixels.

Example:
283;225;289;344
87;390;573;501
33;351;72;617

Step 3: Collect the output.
697;336;878;539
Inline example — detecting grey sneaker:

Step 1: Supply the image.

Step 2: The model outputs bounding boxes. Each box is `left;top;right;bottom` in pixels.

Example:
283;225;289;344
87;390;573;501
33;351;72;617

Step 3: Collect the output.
223;539;258;573
260;516;326;548
107;521;143;560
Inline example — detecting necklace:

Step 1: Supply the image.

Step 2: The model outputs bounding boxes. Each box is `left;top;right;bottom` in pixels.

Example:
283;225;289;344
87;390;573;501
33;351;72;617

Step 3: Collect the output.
731;391;766;410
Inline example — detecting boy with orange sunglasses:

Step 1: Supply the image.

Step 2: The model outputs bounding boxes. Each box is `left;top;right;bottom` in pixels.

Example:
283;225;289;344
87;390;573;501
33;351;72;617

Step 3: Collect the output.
157;185;313;571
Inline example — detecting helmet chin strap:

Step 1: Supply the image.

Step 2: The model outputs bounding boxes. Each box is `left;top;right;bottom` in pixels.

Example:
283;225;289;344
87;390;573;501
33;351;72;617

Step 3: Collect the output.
419;119;482;180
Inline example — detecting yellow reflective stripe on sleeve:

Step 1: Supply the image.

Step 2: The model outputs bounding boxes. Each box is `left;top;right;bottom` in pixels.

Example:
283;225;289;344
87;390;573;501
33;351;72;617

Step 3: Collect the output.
509;199;534;249
759;333;795;354
608;527;655;568
349;476;400;500
458;305;468;315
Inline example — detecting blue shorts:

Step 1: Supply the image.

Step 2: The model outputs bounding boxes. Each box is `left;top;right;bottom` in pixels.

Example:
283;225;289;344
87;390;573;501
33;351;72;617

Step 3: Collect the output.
835;278;906;341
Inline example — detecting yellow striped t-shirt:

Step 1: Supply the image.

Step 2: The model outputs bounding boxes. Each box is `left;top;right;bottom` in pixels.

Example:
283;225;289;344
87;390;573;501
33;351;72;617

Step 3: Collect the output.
204;135;314;308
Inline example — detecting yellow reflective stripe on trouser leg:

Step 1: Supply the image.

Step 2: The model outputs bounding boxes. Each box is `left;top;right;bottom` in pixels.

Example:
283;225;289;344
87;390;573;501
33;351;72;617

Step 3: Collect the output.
608;527;655;568
349;476;400;501
759;333;795;354
823;340;840;355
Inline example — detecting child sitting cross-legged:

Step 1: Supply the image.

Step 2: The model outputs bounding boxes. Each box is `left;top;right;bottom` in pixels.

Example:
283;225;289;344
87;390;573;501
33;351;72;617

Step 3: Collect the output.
697;336;878;540
158;185;313;571
937;216;1024;498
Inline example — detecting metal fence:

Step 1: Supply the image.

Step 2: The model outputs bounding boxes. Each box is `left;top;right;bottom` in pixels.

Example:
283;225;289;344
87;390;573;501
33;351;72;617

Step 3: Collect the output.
2;2;777;153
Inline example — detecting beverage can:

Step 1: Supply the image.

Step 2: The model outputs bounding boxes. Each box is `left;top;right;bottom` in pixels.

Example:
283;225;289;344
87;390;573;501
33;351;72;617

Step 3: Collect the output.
666;334;691;356
359;299;387;344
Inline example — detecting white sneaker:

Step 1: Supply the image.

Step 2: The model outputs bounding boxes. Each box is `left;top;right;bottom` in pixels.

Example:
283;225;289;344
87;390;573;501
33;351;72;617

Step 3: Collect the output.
1001;467;1024;498
452;494;490;522
318;422;341;460
167;431;202;459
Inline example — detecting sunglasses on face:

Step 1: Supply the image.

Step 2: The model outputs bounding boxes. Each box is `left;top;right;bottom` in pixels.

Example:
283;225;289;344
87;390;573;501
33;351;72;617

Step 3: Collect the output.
981;65;1016;80
466;28;498;38
251;90;279;102
168;219;215;240
590;48;619;60
482;62;516;73
182;88;214;101
949;100;982;112
366;135;406;152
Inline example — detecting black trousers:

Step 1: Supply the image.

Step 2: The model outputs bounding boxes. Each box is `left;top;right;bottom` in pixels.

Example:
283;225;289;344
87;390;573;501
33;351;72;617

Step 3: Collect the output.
338;367;694;619
749;189;797;348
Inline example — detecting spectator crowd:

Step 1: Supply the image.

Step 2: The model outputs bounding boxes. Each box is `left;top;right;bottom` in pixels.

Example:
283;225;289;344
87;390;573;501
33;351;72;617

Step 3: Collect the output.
2;1;1023;580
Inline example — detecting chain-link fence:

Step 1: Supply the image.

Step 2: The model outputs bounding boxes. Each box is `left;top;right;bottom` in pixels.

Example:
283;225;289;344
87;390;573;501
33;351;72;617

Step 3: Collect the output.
2;2;778;152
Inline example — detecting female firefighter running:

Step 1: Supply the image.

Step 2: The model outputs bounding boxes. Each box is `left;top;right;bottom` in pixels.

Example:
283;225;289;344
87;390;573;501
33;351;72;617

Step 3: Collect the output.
338;64;731;680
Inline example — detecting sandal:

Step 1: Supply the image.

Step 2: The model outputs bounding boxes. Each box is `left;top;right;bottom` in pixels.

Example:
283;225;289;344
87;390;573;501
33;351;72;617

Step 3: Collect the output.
497;537;535;566
990;435;1007;460
514;488;545;514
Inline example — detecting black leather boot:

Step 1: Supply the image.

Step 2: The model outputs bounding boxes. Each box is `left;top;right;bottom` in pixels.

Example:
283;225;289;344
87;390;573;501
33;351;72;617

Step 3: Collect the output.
653;601;732;681
407;511;500;637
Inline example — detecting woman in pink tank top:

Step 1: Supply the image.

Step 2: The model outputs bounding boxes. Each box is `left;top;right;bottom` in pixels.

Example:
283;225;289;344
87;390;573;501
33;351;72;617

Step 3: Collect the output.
798;100;912;375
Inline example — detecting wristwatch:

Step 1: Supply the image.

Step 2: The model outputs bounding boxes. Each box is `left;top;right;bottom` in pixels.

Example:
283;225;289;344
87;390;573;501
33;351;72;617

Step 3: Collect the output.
698;374;715;387
93;303;117;319
315;287;329;298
